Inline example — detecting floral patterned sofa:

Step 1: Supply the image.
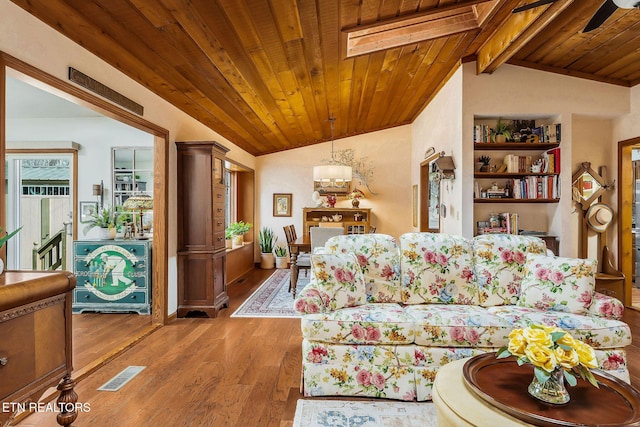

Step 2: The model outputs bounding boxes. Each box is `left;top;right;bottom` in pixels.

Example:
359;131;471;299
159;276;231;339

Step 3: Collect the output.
293;232;630;401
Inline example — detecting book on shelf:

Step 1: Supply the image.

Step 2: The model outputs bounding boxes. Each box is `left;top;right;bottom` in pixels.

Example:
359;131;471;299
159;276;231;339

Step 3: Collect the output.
508;176;559;199
531;123;561;143
476;212;519;235
541;147;561;174
504;154;533;173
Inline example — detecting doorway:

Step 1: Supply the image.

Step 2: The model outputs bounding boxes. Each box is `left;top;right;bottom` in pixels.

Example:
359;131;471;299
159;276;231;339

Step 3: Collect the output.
2;53;168;381
5;153;74;270
618;137;640;309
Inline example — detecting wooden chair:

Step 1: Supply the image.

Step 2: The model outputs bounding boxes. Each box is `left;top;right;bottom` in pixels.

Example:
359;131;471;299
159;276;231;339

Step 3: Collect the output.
283;225;311;292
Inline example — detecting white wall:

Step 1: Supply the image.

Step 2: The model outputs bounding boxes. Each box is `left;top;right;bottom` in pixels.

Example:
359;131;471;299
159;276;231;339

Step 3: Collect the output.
461;62;629;255
0;0;256;316
256;126;413;246
412;67;464;235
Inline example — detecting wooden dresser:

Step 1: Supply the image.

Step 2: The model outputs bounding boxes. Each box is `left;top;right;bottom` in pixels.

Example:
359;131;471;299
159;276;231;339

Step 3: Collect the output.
176;141;229;317
0;271;77;427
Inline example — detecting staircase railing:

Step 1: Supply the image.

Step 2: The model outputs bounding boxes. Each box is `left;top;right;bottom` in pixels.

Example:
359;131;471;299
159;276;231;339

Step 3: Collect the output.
32;228;66;271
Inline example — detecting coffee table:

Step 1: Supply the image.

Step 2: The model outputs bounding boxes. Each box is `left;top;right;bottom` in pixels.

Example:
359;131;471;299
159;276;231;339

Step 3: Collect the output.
432;353;640;427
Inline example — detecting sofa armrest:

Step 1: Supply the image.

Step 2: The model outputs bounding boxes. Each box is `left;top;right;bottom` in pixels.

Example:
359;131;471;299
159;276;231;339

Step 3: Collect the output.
293;278;328;314
587;292;625;320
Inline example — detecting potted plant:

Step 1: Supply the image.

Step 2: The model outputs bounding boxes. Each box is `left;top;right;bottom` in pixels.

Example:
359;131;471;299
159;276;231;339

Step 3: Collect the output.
83;206;123;240
225;228;234;249
0;226;22;274
226;221;252;248
274;244;288;269
492;119;512;143
258;227;277;269
478;155;492;172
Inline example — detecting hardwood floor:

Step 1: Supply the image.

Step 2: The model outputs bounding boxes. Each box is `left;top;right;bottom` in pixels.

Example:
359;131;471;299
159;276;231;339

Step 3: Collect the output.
72;313;152;371
14;270;640;426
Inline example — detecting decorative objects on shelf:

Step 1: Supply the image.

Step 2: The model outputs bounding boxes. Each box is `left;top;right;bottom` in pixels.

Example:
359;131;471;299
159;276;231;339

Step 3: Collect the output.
347;188;365;207
313;113;352;188
326;194;337;208
497;324;599;404
492;118;512;143
478;155;491;172
123;193;154;239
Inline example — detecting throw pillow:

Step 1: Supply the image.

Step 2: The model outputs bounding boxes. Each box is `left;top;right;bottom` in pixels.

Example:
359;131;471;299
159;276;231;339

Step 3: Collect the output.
517;253;597;315
472;234;548;307
311;252;367;310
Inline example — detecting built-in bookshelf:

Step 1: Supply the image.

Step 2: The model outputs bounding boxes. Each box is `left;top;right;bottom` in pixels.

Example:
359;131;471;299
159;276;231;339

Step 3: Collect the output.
473;117;562;237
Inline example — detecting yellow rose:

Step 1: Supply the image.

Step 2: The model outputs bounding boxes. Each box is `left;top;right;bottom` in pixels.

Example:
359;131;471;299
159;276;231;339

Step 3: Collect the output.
525;343;557;372
574;340;598;369
523;327;553;348
555;331;575;348
554;347;579;369
508;329;527;357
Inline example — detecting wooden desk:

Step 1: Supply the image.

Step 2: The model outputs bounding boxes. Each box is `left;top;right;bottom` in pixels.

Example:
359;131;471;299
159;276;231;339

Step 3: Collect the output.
289;236;310;298
0;271;77;427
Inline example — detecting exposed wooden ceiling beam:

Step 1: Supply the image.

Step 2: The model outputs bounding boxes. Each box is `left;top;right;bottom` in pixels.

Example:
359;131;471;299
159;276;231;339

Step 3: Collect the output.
476;0;574;74
343;0;500;58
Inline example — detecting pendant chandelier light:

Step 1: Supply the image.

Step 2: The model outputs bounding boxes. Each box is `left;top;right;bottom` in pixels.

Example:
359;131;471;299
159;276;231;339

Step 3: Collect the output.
313;114;352;187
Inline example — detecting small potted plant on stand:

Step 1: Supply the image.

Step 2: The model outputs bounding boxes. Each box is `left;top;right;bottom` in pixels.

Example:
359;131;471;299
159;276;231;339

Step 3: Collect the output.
258;227;277;269
226;221;252;248
274;244;289;269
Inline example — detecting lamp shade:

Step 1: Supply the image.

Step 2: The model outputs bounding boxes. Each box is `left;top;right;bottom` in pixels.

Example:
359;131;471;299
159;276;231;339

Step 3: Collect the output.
123;193;154;211
313;164;352;184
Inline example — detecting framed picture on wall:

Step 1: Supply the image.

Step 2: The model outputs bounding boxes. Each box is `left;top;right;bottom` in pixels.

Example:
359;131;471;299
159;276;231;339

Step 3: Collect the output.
273;193;292;217
80;201;99;223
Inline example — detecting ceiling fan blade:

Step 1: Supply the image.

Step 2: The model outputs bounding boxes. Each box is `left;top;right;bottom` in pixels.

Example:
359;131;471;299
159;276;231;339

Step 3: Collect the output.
512;0;558;13
584;0;618;32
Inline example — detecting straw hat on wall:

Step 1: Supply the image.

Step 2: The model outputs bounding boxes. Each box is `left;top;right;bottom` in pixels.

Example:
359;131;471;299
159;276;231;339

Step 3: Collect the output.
586;203;614;233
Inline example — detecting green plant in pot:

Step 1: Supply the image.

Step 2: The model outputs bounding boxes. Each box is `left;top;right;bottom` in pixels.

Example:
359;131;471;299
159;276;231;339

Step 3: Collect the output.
258;227;277;269
274;244;289;269
226;221;252;248
83;206;123;239
0;226;23;274
492;119;512;143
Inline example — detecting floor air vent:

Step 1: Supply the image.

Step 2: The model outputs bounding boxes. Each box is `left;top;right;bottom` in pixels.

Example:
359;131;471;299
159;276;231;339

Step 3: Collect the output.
98;366;146;391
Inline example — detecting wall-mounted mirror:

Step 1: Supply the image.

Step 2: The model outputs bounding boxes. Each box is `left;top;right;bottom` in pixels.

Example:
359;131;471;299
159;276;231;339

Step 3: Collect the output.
572;162;607;211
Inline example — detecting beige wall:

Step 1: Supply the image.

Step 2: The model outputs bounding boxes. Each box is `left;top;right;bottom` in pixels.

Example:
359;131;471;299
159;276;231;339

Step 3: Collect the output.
255;126;413;245
412;67;464;236
0;0;255;315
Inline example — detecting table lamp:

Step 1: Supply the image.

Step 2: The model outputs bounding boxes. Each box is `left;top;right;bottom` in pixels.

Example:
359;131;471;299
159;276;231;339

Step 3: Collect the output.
122;193;153;239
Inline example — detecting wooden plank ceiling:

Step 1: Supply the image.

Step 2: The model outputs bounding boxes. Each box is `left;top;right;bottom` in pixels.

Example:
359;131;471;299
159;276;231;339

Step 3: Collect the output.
8;0;640;156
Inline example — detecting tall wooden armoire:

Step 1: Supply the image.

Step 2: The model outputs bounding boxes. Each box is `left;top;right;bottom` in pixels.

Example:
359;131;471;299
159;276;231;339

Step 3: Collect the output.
176;141;229;317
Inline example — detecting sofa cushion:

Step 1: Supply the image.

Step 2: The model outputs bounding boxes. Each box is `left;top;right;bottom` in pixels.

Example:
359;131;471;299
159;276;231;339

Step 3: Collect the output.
325;234;402;303
301;303;415;345
400;233;479;305
406;305;512;347
311;252;367;310
472;234;548;307
487;305;632;349
517;253;597;315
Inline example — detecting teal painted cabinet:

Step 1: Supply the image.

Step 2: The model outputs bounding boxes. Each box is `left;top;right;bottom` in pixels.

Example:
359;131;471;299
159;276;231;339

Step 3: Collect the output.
73;240;151;314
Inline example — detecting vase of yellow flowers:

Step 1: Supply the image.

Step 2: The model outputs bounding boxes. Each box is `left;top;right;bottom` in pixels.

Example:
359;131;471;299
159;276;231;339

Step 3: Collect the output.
497;324;599;405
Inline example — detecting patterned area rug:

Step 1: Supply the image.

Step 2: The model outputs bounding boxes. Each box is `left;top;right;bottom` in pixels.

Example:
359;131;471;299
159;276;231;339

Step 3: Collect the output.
293;399;437;427
231;269;309;318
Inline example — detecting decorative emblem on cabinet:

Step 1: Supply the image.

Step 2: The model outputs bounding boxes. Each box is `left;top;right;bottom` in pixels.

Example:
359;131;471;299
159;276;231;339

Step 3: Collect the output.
77;245;141;301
